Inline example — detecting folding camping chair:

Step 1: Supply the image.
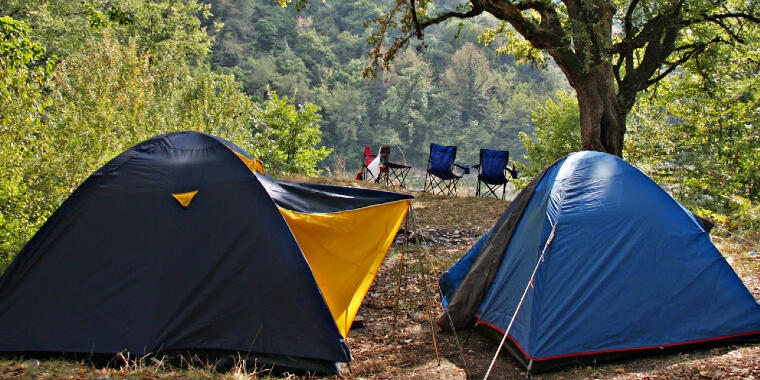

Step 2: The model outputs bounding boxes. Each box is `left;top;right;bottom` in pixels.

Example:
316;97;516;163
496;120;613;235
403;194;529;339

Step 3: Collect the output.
375;146;412;188
358;145;383;181
423;143;463;196
475;148;517;200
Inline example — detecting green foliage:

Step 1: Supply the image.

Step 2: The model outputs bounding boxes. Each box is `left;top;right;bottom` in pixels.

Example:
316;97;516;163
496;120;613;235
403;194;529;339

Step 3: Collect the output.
378;49;434;154
479;21;547;68
0;3;323;271
0;32;257;270
516;91;581;181
6;0;215;61
0;16;56;269
626;32;760;216
251;91;332;176
205;0;568;167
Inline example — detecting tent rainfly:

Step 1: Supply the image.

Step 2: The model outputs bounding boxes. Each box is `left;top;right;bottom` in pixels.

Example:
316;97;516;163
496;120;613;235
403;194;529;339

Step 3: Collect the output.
0;132;412;374
439;151;760;372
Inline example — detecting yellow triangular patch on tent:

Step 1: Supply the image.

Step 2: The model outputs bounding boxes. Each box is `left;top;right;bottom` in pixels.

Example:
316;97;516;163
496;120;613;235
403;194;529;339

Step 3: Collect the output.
171;190;198;208
279;200;410;337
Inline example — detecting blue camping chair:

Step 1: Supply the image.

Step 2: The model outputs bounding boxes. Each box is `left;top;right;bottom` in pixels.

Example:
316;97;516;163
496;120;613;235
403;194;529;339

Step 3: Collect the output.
475;148;517;200
423;143;463;196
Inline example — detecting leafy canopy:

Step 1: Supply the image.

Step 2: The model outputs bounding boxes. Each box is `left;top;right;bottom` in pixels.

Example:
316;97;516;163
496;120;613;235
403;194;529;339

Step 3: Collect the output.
0;1;335;270
251;91;332;176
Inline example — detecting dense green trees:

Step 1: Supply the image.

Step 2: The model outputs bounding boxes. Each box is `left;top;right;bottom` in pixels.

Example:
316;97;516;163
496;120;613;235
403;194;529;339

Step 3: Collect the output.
626;27;760;223
207;0;567;167
4;0;756;270
331;0;760;157
0;1;333;269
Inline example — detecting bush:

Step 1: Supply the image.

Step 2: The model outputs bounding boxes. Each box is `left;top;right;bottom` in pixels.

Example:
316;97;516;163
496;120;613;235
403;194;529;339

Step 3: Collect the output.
515;91;581;184
250;91;332;176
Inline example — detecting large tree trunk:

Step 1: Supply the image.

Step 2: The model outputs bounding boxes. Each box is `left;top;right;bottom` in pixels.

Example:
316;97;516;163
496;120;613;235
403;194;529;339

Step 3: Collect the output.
573;64;627;158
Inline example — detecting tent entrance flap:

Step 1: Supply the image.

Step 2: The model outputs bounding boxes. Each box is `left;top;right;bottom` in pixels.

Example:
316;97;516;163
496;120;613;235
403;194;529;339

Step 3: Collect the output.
279;200;410;337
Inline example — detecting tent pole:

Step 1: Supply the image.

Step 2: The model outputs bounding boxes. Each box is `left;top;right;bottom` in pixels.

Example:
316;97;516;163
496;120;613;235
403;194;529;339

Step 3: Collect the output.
483;225;556;380
392;214;409;330
409;204;441;365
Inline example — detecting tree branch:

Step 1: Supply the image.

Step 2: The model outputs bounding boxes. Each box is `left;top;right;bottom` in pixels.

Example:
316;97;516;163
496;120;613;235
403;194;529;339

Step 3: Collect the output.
624;0;641;36
644;38;722;88
513;0;557;12
413;1;484;32
475;0;566;49
682;12;760;27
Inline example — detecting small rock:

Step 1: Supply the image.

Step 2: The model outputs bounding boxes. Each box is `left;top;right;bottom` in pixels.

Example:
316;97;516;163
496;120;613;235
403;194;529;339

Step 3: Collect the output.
22;360;39;369
351;315;365;329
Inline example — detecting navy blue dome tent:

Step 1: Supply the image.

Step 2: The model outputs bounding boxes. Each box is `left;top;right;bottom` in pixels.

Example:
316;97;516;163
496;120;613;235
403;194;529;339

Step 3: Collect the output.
0;132;413;374
439;151;760;372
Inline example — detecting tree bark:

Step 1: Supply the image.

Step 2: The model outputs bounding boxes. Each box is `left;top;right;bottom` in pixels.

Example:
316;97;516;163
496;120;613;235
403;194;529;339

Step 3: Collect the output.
552;0;627;157
573;64;627;157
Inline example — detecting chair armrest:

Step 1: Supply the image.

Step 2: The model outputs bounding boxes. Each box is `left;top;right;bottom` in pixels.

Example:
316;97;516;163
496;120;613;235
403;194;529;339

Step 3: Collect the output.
384;161;411;169
453;163;470;175
506;166;519;179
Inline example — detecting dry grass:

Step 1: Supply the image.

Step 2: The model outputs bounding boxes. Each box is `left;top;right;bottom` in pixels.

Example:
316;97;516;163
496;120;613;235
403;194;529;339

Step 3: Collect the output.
2;175;759;379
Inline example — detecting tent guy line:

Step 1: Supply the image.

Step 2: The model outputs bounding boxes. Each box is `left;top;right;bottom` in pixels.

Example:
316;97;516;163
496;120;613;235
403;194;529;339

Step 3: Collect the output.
483;224;555;380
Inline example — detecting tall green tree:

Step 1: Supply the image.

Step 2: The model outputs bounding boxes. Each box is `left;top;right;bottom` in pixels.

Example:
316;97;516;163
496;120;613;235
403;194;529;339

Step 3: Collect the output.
518;91;581;178
626;32;760;210
4;0;215;60
442;42;492;128
314;0;760;157
379;49;435;158
251;91;332;175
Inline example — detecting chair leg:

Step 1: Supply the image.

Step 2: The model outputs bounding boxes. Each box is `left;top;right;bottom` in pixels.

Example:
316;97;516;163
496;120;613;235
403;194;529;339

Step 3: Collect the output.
476;180;481;197
428;175;446;195
399;168;409;188
501;183;506;200
446;178;459;196
482;182;502;199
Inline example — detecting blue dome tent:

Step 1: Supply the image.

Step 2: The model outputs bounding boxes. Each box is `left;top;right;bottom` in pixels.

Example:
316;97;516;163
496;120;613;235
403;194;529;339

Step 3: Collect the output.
439;151;760;372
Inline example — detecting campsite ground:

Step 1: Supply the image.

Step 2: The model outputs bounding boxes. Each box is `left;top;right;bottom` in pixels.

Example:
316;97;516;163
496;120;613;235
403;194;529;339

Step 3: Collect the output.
1;176;759;380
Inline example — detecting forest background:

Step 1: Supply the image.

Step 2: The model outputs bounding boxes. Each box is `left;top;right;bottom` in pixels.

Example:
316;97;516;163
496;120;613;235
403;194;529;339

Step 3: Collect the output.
1;0;758;271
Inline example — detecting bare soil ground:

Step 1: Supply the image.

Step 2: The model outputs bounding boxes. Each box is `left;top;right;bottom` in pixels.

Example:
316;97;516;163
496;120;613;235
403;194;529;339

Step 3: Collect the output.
1;177;759;379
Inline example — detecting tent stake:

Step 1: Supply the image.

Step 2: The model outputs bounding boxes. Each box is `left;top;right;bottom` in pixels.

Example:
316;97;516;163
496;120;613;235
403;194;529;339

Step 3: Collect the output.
483;225;556;380
392;215;409;330
409;204;441;365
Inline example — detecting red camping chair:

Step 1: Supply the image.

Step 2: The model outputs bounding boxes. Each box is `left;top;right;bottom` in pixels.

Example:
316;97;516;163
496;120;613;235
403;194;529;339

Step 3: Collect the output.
356;145;389;181
356;145;376;180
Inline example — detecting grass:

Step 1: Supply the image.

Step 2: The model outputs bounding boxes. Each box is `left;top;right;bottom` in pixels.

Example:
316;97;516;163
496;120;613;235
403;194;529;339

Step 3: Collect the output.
2;174;759;379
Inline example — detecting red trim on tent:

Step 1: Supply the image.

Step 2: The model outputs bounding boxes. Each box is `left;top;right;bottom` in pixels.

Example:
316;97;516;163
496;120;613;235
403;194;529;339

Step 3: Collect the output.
475;318;760;362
